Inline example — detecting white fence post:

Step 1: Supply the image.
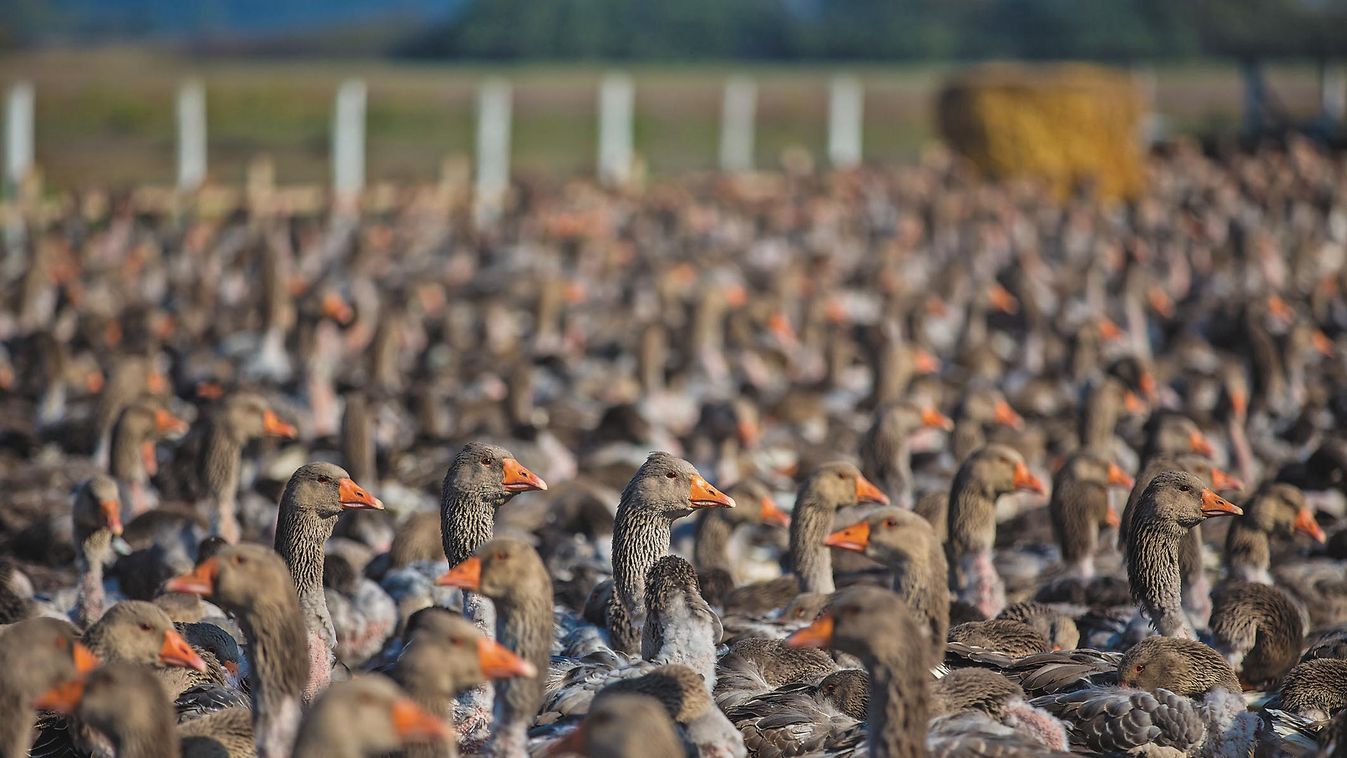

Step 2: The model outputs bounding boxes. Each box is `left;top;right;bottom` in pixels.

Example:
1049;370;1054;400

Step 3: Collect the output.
177;80;207;191
827;75;863;169
475;78;512;226
5;82;34;194
719;76;756;173
332;79;367;205
597;73;634;188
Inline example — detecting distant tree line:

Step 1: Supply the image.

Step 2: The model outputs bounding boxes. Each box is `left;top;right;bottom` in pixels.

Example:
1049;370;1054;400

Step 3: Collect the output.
395;0;1347;62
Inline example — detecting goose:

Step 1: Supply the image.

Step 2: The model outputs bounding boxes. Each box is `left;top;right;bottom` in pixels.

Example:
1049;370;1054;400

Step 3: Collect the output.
0;618;98;757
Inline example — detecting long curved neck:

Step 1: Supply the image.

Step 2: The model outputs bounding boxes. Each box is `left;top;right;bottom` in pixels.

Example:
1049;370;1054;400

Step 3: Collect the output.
237;597;309;758
1126;517;1196;639
890;548;949;663
947;472;998;556
692;512;734;576
789;490;837;594
201;423;244;542
865;645;929;758
611;507;671;617
108;422;147;483
491;580;553;758
1081;382;1121;449
76;532;111;627
440;487;500;567
274;504;334;602
864;433;913;509
0;691;35;758
1224;520;1271;583
110;714;180;758
1052;483;1100;570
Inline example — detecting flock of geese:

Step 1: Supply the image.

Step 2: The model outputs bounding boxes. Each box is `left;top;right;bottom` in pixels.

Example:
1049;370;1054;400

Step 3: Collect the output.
3;139;1347;757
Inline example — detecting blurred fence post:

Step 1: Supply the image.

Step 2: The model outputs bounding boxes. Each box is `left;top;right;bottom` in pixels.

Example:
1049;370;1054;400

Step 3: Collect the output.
5;82;34;197
475;78;512;226
332;79;367;207
177;81;207;192
598;73;634;188
828;75;863;169
720;76;756;173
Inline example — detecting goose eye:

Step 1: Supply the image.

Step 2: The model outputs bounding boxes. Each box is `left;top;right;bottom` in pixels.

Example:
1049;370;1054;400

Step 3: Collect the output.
233;555;245;565
665;472;676;479
836;472;845;480
885;518;898;527
1134;664;1144;673
480;457;492;466
318;476;331;485
1179;485;1191;493
139;622;153;632
494;551;507;560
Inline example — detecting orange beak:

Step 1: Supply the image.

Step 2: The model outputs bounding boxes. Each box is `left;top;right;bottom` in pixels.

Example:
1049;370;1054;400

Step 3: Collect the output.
689;475;736;509
154;408;189;435
854;474;890;505
987;283;1019;314
165;557;220;597
338;477;384;510
768;312;797;344
1294;508;1327;544
196;381;225;400
72;642;99;675
1139;373;1158;402
913;349;941;375
724;284;748;308
921;407;954;431
1229;389;1248;419
1313;330;1335;357
435;556;482;590
736;418;761;449
1104;505;1121;528
159;628;208;672
1200;489;1243;517
390;696;450;743
32;679;86;713
1097;318;1124;341
786;612;835;649
262;409;297;439
758;496;791;527
501;458;548;493
1147;287;1175;318
1267;295;1294;324
86;369;105;394
98;498;123;537
1189;430;1215;457
1123;390;1147;415
993;400;1024;431
1106;463;1134;490
1012;462;1046;495
477;636;538;679
321;292;354;325
1210;468;1244;493
824;521;870;552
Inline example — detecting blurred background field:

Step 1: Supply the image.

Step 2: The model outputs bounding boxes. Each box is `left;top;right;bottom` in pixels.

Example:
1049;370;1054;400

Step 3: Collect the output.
0;49;1328;189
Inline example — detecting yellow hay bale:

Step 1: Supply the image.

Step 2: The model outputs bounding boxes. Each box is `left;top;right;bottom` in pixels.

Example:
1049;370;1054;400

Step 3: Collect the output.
937;64;1145;201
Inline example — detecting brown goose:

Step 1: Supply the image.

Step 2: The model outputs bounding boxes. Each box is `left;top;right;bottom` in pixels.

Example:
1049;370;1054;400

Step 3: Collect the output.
859;401;953;508
946;444;1046;619
824;506;949;662
1031;636;1252;755
547;693;683;758
604;452;733;652
1125;470;1242;639
1276;657;1347;720
436;538;551;757
0;618;98;758
107;398;187;516
1047;450;1129;579
271;461;383;701
167;543;310;758
71;476;125;627
691;479;789;602
722;461;885;617
1208;582;1305;690
582;664;744;758
1223;482;1325;584
197;391;297;543
294;676;451;758
787;585;1070;757
390;608;537;758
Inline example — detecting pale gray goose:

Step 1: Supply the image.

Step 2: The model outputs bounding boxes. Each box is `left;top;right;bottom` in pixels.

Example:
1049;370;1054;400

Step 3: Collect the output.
389;608;537;758
946;444;1046;619
787;585;1072;757
722;461;885;617
196;391;297;544
271;461;383;701
1125;470;1242;639
859;400;953;509
435;537;551;757
0;618;97;758
166;543;311;758
1031;636;1254;756
603;452;732;653
824;506;949;662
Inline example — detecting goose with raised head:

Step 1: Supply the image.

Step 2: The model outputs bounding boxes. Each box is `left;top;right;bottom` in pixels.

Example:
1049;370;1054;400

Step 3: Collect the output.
197;392;297;544
1223;483;1324;584
859;401;953;509
271;461;383;701
0;618;98;758
71;476;125;627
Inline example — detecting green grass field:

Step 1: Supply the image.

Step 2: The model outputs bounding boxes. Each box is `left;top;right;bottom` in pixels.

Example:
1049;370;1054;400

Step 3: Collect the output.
0;49;1329;189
